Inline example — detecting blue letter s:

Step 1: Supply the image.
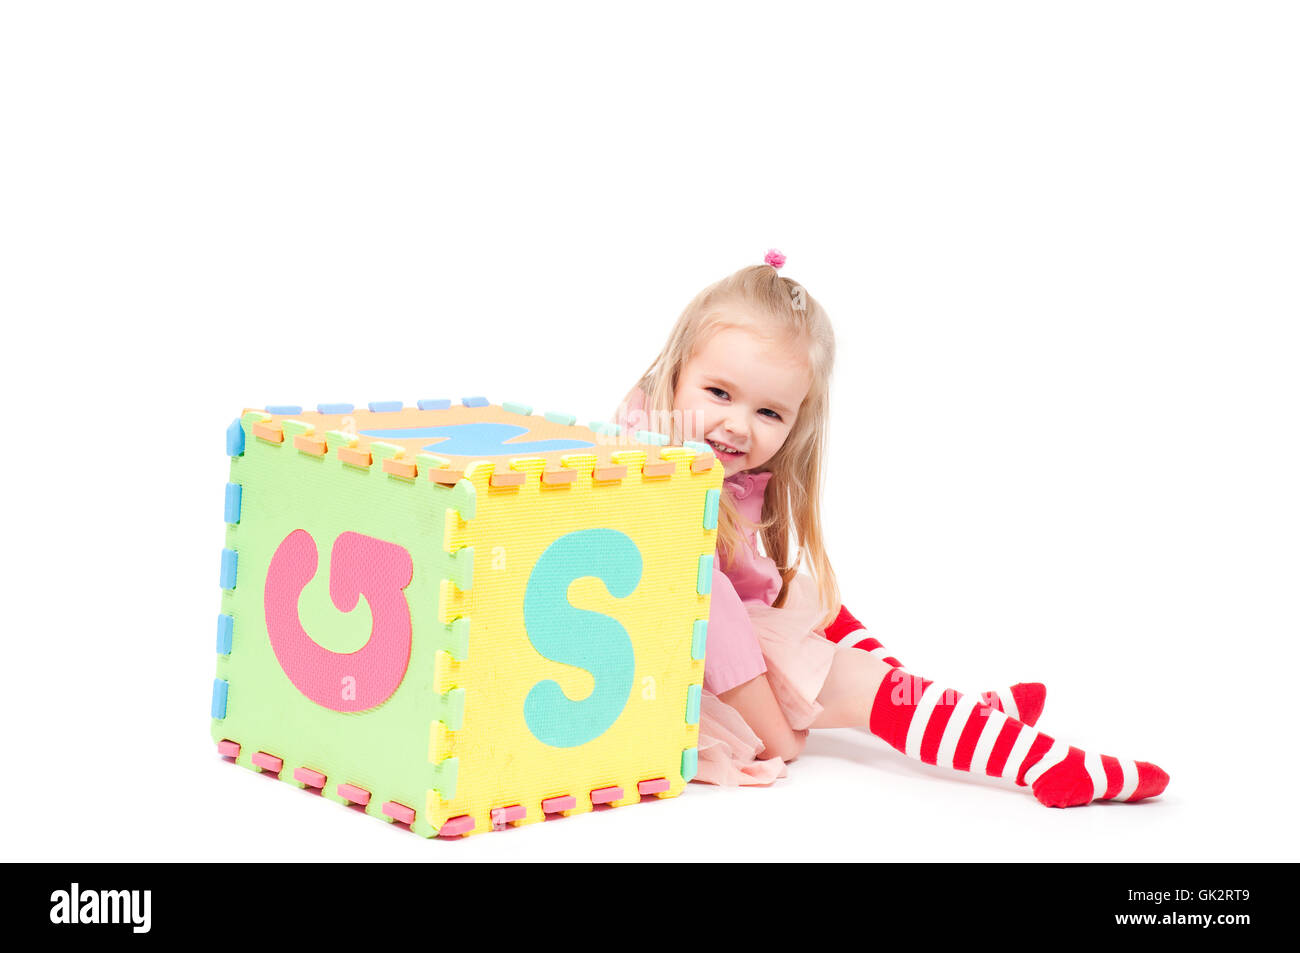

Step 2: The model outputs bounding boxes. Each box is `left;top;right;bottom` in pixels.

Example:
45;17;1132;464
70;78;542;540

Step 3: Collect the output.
522;529;639;748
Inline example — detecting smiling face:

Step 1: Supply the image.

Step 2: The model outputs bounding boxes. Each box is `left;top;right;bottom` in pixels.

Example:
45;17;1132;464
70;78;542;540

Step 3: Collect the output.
672;316;812;477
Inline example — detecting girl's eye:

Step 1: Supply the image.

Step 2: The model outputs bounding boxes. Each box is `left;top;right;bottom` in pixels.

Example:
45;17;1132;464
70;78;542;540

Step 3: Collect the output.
707;387;781;421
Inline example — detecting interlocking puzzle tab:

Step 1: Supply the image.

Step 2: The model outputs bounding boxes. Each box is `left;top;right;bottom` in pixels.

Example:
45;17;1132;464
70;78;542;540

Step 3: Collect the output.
213;398;722;837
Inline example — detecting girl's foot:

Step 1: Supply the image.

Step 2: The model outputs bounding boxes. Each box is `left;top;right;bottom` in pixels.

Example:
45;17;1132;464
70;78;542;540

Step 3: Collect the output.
868;669;1169;807
824;604;1048;726
1027;743;1170;808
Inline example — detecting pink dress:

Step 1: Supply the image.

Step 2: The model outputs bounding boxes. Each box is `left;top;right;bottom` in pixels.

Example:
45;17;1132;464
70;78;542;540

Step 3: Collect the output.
614;386;840;785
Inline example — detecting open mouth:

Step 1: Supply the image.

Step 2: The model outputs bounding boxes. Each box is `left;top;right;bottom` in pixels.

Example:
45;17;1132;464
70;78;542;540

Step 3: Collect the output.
707;439;745;461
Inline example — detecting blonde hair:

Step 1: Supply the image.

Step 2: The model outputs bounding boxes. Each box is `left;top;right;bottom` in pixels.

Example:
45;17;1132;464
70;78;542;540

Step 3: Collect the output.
616;263;840;629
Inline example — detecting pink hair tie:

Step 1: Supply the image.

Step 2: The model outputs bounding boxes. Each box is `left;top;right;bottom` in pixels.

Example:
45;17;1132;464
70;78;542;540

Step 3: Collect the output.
764;249;786;270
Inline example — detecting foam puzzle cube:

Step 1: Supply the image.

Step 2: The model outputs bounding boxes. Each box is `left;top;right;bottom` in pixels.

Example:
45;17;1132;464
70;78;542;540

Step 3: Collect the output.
212;397;722;837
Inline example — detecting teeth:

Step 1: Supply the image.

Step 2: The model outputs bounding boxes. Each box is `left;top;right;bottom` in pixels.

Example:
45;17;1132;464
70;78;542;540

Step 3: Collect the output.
709;440;742;455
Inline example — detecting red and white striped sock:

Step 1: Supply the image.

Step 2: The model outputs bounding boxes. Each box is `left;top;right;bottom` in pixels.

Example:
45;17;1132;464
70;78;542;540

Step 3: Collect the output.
824;604;1047;727
868;669;1169;807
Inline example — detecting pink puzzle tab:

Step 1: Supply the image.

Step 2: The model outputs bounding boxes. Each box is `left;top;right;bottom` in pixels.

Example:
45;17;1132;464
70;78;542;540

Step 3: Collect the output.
541;795;577;813
590;786;623;804
438;815;476;837
382;801;416;825
294;767;326;788
217;740;240;758
252;751;283;773
638;778;670;795
491;804;527;828
337;783;371;806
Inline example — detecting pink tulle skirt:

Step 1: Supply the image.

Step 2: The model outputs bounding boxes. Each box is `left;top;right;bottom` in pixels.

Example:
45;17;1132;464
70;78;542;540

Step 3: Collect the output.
695;573;839;786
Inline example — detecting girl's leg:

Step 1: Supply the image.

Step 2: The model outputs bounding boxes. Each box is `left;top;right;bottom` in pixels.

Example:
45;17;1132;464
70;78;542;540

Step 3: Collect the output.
811;641;893;730
812;644;1169;807
823;603;1047;726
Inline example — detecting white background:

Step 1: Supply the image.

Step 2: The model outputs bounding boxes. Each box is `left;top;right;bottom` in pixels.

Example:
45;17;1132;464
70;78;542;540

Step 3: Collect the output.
2;2;1296;862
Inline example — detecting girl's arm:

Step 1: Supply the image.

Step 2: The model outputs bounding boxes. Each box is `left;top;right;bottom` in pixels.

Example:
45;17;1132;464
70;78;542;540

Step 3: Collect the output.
718;673;809;763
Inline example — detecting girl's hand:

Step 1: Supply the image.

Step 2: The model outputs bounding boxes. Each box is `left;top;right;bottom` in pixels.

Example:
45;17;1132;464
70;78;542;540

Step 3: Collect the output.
719;674;809;763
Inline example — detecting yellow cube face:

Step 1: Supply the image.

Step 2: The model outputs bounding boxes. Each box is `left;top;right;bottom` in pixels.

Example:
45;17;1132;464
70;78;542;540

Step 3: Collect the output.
434;450;717;832
213;399;721;837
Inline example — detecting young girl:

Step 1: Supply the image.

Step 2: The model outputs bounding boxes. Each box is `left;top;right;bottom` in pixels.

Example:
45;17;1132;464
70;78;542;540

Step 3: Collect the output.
613;251;1169;807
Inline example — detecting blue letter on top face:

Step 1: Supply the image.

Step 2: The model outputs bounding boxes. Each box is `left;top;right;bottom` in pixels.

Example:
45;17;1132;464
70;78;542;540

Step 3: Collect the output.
522;529;640;748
